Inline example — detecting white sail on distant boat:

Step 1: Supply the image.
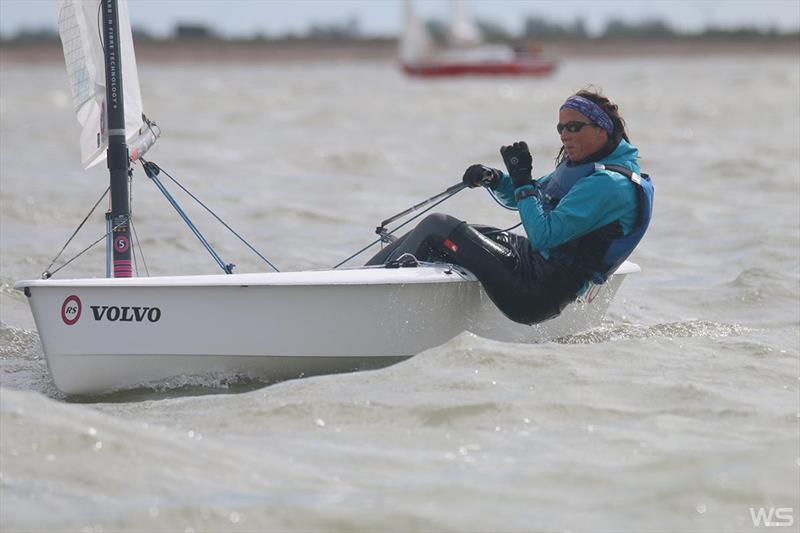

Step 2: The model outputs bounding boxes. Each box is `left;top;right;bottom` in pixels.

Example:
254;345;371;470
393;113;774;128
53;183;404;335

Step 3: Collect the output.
447;0;483;47
400;0;435;64
15;0;637;396
400;0;557;77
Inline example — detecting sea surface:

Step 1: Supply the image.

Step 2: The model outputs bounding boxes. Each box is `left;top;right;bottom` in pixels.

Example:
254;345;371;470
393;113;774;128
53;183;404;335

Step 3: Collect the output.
1;54;798;532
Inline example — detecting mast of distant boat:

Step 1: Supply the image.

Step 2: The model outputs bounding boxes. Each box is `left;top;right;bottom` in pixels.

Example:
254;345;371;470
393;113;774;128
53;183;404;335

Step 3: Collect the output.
102;0;133;278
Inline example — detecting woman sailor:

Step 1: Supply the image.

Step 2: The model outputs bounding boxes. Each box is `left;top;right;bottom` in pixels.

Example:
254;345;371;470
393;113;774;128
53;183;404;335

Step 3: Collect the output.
367;88;653;325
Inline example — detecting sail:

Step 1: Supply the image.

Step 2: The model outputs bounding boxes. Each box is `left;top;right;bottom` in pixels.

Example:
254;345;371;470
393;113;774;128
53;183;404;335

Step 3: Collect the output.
399;0;434;62
57;0;145;169
447;0;483;48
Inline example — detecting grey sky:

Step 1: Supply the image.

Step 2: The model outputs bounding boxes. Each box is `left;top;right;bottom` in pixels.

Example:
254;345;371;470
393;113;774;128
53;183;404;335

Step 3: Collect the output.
2;0;799;38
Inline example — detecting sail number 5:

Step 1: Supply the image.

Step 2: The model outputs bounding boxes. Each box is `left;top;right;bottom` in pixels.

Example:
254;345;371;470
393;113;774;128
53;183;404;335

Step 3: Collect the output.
114;235;129;253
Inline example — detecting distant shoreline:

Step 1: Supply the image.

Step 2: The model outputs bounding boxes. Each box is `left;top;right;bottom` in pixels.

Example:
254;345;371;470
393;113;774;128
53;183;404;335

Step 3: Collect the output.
2;38;798;64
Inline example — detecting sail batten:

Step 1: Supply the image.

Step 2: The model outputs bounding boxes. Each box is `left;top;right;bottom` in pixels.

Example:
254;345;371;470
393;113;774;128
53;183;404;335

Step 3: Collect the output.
57;0;147;169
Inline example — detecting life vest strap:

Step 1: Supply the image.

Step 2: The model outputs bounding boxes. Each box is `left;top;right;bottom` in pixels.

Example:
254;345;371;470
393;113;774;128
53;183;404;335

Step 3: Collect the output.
595;163;643;185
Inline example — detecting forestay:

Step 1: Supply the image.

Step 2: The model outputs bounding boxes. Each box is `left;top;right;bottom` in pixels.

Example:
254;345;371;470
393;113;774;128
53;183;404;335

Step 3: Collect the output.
57;0;148;168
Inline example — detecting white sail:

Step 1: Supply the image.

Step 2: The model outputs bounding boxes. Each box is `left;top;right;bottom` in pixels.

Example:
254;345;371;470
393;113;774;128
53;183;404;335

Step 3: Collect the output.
399;0;435;62
57;0;145;169
447;0;483;47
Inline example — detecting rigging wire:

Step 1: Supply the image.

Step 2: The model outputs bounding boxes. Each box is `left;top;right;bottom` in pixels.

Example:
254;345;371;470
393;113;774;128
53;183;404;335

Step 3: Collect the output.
40;160;277;277
40;163;519;277
482;186;523;234
130;217;140;276
143;162;233;274
128;171;138;276
485;186;518;211
43;216;130;279
126;169;150;276
140;159;280;273
42;186;110;278
130;218;150;277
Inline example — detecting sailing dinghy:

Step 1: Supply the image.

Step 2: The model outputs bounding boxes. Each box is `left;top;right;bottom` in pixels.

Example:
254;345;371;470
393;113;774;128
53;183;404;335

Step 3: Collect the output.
15;0;639;395
400;0;557;78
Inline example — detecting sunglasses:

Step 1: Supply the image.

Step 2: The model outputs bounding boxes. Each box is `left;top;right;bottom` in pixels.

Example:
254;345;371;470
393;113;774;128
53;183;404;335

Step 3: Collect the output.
557;121;598;134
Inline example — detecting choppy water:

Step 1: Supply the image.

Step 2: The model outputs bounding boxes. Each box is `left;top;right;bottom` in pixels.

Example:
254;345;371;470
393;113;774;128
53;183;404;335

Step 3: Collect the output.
1;54;798;532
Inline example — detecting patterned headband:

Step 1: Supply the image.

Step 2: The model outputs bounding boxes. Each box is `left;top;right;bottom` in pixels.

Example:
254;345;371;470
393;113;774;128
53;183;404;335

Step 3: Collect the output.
560;95;614;134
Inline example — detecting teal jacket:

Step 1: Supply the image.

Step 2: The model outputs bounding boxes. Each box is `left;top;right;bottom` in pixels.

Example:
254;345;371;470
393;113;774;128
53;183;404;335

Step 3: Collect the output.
493;139;640;258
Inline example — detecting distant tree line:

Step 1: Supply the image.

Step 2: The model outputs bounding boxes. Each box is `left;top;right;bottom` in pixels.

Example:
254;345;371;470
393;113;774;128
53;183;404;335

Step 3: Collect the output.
427;16;798;43
2;16;798;44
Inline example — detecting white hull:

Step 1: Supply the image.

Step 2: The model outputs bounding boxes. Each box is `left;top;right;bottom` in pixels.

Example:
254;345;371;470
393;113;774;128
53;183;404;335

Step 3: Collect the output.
15;262;639;395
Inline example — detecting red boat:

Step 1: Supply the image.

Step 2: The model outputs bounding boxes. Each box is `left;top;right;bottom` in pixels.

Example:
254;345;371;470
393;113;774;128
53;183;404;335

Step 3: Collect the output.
400;0;557;78
402;55;557;78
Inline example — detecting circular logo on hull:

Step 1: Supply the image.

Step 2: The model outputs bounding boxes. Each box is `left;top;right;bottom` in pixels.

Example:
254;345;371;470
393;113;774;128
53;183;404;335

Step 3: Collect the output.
61;295;82;325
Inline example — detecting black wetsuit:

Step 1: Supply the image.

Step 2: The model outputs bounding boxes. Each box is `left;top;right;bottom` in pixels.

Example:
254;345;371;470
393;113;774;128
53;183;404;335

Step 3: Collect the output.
365;213;585;324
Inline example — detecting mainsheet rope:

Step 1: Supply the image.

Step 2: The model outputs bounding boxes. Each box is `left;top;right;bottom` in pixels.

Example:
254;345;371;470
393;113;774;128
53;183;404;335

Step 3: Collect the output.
332;185;468;269
332;185;523;268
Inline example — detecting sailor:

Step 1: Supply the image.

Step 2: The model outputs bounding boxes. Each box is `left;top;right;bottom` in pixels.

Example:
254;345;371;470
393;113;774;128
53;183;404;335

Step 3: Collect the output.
366;88;653;325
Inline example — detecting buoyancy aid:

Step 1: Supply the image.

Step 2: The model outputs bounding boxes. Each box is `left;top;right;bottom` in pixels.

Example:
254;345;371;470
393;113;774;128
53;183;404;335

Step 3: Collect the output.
541;161;654;284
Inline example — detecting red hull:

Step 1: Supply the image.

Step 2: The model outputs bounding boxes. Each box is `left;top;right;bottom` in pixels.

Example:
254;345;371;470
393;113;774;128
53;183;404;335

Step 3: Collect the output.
403;58;557;78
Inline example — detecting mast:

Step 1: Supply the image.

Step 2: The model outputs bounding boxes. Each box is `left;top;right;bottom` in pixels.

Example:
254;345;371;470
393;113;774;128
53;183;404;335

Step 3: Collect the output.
102;0;132;277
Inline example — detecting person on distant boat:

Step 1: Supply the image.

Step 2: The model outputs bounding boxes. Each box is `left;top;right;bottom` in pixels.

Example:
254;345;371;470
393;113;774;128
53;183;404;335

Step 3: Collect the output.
366;88;653;325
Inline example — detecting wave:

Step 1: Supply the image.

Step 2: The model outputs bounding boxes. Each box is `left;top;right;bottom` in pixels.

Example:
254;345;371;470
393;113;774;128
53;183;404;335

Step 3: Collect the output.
556;319;749;344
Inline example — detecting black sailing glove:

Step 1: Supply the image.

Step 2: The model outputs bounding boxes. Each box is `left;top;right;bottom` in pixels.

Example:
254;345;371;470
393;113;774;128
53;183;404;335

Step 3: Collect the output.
462;164;502;190
500;141;533;188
